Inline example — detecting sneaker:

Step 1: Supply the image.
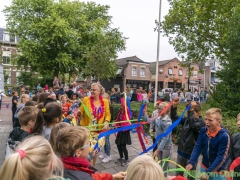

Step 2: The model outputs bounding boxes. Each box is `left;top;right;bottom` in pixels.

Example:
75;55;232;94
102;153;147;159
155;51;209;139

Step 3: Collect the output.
121;159;130;167
99;153;106;159
115;158;124;165
102;155;112;163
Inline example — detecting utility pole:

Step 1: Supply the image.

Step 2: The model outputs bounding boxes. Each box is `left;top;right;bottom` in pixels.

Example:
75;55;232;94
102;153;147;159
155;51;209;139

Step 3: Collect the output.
154;0;162;106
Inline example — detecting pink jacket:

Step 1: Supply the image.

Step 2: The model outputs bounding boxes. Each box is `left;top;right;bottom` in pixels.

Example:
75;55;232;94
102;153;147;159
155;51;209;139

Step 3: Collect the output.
137;93;143;101
114;108;131;127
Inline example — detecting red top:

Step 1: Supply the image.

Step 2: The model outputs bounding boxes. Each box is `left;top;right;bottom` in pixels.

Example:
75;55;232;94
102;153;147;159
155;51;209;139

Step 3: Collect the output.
62;102;70;117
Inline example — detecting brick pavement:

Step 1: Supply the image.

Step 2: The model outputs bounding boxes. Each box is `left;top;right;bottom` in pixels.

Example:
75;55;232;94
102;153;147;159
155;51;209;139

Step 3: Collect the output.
0;97;202;178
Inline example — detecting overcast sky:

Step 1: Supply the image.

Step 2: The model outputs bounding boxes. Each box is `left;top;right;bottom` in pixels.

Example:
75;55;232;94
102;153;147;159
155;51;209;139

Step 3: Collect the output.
0;0;179;62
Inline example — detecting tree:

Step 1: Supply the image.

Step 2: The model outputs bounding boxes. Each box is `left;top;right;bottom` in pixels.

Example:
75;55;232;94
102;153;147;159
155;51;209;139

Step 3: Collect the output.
209;5;240;117
161;0;239;62
3;70;9;84
82;29;125;81
4;0;126;78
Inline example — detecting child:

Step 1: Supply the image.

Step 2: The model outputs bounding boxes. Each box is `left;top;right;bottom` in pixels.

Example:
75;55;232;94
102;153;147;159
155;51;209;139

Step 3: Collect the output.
56;126;125;180
171;101;205;180
186;108;230;180
125;154;165;180
137;89;143;102
6;106;38;159
142;90;148;103
32;102;62;140
114;97;132;167
229;113;240;180
63;114;74;125
49;122;71;154
12;91;18;126
145;102;172;175
125;154;187;180
13;94;30;128
1;136;64;180
60;95;71;118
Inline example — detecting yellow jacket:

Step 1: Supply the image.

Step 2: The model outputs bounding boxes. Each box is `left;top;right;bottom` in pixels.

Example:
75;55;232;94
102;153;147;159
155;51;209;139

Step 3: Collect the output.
80;96;111;127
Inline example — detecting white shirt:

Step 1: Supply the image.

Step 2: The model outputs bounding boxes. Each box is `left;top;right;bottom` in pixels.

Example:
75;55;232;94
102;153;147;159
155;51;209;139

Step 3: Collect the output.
0;92;6;100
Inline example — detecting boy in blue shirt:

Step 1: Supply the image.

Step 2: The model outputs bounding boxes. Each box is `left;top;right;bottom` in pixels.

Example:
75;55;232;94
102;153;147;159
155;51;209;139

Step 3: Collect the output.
186;108;230;180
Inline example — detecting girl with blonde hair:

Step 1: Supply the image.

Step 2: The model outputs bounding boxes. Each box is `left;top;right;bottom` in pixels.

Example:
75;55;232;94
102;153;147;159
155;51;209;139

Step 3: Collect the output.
0;135;63;180
13;93;30;128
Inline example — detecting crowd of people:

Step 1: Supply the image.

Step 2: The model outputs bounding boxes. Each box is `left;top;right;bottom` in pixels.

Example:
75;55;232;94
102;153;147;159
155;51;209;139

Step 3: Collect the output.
0;79;240;180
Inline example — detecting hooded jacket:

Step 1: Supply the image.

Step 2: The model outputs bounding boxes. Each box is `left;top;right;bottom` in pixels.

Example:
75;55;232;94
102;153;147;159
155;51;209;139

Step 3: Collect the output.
154;115;172;151
188;127;230;172
8;127;30;149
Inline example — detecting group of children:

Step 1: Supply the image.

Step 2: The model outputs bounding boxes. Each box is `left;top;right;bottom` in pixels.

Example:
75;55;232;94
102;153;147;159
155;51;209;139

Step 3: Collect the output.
3;84;240;180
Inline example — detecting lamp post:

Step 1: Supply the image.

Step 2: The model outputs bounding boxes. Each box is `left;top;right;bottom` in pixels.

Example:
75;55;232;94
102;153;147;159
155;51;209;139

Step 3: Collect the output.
154;0;162;105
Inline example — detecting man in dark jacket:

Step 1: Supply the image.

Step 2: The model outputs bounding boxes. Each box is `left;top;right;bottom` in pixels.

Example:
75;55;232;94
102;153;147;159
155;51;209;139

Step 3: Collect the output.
171;101;205;180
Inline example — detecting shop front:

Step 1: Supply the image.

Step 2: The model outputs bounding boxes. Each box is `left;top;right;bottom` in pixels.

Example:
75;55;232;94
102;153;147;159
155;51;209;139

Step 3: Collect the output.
126;80;150;90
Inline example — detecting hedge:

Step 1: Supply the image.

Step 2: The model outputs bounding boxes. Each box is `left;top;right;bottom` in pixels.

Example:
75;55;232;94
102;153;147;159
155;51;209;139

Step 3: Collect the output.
111;102;239;144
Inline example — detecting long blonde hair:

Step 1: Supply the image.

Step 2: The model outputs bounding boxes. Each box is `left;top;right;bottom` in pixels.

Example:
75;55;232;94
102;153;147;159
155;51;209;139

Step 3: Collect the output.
0;136;63;180
125;154;165;180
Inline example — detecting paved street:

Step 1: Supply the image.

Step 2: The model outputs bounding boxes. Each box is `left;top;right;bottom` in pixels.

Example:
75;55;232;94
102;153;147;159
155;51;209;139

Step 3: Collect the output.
0;97;201;177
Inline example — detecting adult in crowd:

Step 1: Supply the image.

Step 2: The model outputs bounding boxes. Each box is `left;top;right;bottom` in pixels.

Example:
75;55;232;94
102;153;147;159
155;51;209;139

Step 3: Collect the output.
36;83;41;90
131;89;138;102
53;76;60;88
110;88;116;104
193;89;199;102
116;88;121;103
66;84;74;99
72;81;77;93
0;89;6;110
125;86;132;101
78;83;111;163
12;91;18;127
185;89;193;102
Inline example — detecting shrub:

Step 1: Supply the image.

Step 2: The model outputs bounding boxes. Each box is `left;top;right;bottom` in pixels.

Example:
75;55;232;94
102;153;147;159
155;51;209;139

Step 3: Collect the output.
111;102;239;143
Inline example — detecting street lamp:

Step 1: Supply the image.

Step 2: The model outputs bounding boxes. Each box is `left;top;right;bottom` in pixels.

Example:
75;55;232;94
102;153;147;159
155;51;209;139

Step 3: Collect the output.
154;0;162;106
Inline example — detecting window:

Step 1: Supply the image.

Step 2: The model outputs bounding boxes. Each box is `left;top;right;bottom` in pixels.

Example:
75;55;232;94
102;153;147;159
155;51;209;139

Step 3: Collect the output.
3;33;10;41
132;67;137;76
168;68;173;75
10;36;15;42
2;56;11;64
193;70;197;78
140;68;145;77
178;69;183;76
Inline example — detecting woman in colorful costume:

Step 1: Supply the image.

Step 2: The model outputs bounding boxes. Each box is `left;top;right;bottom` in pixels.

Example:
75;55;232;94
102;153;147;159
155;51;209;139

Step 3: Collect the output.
79;83;111;165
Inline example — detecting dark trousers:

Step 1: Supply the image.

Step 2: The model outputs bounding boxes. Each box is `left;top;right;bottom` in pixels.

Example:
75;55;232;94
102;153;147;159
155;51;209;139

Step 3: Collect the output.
12;107;17;127
0;99;1;110
117;144;128;160
176;154;197;180
152;136;157;153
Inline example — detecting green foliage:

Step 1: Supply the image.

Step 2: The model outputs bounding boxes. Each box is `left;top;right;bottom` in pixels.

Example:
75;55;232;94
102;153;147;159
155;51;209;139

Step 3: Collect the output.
16;71;54;89
161;0;239;62
4;0;126;78
208;5;240;118
112;102;239;143
3;70;9;84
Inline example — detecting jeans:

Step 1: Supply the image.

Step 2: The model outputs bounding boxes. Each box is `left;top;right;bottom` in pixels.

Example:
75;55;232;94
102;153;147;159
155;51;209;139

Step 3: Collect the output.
200;96;204;103
104;135;111;156
176;154;197;180
200;166;226;180
158;145;172;177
